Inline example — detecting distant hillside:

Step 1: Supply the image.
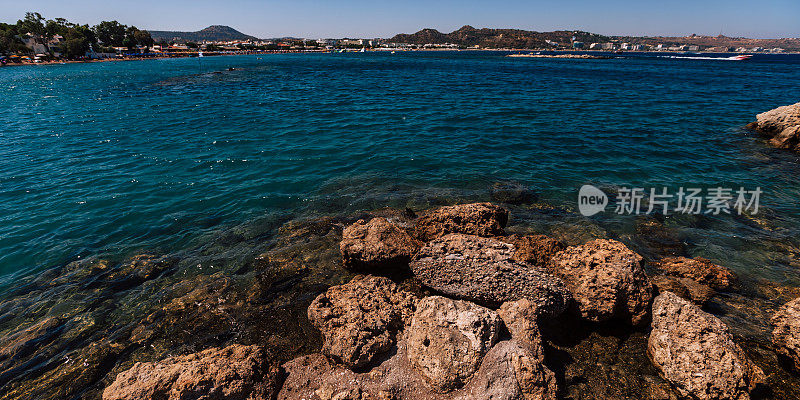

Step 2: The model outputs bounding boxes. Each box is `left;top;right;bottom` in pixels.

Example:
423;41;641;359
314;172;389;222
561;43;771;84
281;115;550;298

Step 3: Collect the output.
391;26;800;51
148;25;257;42
390;25;610;48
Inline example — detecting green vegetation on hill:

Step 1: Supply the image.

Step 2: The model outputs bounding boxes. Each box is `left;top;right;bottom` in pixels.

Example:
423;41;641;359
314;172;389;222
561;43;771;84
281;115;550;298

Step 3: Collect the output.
0;12;154;58
148;25;257;43
391;25;610;48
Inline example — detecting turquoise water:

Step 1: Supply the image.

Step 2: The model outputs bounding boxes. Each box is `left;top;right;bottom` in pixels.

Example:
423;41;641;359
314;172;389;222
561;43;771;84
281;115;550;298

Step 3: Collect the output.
1;51;800;282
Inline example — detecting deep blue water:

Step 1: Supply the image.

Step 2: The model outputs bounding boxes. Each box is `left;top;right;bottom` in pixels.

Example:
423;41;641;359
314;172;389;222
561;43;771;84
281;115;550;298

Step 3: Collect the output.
1;51;800;284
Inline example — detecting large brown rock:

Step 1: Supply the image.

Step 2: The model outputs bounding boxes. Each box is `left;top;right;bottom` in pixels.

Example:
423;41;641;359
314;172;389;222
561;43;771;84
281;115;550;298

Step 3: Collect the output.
102;344;282;400
499;234;566;267
278;339;556;400
406;296;501;392
340;217;421;271
498;298;545;347
648;292;764;400
549;239;653;325
307;275;417;369
650;256;736;291
772;297;800;372
414;203;508;241
410;234;571;315
750;102;800;151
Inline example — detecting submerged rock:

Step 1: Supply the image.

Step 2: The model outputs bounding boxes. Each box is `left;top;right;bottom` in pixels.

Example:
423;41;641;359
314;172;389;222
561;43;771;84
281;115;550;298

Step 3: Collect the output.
648;292;764;400
406;296;501;391
307;275;417;369
650;256;736;291
102;344;282;400
549;239;653;325
490;181;538;205
749;102;800;151
414;203;508;241
651;275;714;306
499;234;565;267
340;217;421;272
772;297;800;372
410;234;571;314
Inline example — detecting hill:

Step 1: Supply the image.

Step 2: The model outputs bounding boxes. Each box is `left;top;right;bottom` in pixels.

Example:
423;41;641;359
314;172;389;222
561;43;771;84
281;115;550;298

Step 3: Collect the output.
390;25;610;48
148;25;258;43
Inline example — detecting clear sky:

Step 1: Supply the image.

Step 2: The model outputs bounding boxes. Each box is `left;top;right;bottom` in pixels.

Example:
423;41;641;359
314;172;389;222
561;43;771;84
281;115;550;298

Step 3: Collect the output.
2;0;798;39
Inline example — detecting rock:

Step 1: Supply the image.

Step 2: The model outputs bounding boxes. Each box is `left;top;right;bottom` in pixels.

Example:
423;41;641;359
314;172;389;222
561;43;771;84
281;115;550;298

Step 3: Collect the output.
549;239;653;325
414;203;508;241
279;339;556;400
499;234;565;267
102;344;282;400
750;102;800;151
307;275;417;369
340;217;422;271
648;292;764;400
490;181;538;205
651;275;714;306
498;298;544;347
406;296;501;391
455;340;557;400
410;234;571;314
650;256;736;291
772;297;800;372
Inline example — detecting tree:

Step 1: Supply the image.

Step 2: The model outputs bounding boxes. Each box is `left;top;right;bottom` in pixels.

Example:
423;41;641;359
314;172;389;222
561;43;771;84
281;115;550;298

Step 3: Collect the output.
94;21;126;46
17;12;46;35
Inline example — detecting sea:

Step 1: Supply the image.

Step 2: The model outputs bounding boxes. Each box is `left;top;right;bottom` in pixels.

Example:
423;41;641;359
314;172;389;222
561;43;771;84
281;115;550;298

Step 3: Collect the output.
1;51;799;398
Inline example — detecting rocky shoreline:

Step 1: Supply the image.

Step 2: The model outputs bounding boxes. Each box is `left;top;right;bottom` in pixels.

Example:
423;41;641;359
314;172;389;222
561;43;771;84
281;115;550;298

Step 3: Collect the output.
91;202;800;400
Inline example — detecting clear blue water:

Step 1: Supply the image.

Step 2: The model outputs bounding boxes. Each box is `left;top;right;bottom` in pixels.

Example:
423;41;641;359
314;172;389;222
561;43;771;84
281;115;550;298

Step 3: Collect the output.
2;51;800;283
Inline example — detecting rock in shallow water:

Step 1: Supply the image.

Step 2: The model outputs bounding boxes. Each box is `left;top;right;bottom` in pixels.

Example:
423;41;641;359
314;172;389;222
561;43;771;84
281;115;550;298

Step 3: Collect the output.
549;239;653;325
307;275;417;369
772;297;800;373
749;102;800;151
651;275;714;306
650;256;736;291
102;344;282;400
414;203;508;241
490;181;538;205
406;296;501;392
648;292;764;400
340;217;422;272
410;234;571;314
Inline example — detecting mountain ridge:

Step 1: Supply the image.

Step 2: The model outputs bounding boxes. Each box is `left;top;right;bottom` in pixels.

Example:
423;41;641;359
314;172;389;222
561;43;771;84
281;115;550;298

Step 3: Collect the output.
148;25;258;42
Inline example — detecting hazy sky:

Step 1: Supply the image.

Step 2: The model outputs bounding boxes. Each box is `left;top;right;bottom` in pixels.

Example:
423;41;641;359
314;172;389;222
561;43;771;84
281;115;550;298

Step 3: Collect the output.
2;0;798;39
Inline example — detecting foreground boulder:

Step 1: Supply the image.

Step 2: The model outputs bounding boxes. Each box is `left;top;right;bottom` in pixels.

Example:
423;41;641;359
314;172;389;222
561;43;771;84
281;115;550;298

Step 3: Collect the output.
307;275;417;369
410;234;571;315
549;239;653;325
414;203;508;241
772;297;800;372
650;256;736;290
103;345;281;400
278;338;557;400
748;101;800;151
407;296;501;391
648;292;764;400
499;234;565;267
340;217;421;271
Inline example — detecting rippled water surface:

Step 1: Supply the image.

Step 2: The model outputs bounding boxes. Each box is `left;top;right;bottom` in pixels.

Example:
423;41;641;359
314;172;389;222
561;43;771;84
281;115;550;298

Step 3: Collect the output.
2;52;799;281
2;51;800;399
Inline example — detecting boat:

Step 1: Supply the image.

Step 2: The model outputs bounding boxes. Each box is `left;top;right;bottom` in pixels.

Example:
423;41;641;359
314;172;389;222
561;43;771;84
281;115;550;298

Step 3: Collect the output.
729;54;752;61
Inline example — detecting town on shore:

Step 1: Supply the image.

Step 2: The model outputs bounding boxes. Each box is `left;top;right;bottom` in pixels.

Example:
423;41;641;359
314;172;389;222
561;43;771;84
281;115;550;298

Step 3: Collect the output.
3;12;799;66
